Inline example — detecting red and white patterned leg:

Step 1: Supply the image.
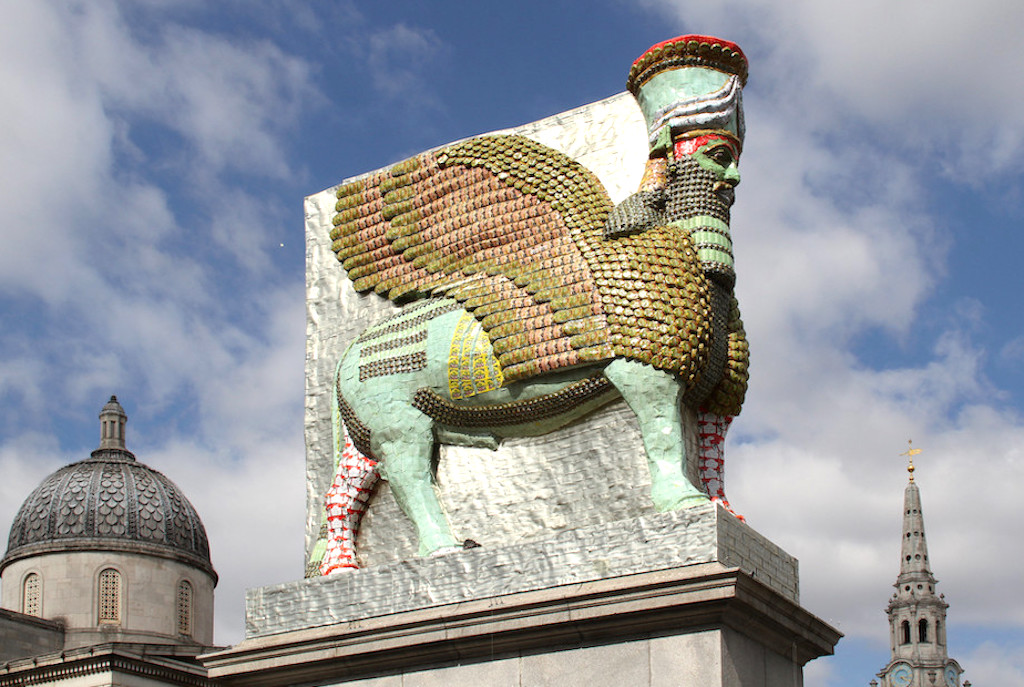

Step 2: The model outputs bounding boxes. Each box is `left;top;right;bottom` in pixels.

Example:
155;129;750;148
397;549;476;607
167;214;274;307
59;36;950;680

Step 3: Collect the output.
320;423;379;575
697;410;744;521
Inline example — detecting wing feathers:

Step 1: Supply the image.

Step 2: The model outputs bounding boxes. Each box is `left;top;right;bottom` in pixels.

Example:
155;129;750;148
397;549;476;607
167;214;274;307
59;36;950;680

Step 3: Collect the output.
331;135;617;383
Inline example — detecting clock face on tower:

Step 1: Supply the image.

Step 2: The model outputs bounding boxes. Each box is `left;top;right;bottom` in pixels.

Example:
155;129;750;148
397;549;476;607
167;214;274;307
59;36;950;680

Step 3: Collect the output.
891;663;913;687
944;665;959;686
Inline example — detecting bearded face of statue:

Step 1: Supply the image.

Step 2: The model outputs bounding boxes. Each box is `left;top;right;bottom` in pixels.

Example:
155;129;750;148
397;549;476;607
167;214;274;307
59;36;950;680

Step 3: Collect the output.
667;133;741;288
673;135;740;208
603;132;742;288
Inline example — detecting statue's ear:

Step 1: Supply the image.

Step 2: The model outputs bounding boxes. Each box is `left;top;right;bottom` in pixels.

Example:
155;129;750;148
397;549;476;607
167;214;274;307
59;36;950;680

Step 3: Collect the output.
650;128;672;158
604;189;666;238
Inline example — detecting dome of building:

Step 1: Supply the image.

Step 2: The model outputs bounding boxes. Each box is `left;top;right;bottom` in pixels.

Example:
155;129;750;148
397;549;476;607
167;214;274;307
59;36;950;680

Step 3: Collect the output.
0;396;218;652
0;397;215;580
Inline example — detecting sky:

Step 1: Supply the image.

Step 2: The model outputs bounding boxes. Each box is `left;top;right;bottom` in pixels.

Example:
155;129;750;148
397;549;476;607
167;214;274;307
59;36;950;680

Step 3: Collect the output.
0;1;1022;684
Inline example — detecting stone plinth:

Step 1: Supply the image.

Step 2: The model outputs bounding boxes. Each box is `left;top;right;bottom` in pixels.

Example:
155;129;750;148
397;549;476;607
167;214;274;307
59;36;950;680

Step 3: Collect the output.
202;506;839;686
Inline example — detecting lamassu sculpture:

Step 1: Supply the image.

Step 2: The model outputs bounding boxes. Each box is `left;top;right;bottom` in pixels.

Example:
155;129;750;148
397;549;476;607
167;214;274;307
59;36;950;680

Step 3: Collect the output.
313;35;751;574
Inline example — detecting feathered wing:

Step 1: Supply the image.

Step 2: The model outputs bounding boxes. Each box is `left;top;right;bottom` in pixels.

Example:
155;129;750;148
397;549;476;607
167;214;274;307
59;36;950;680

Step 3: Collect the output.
330;135;616;383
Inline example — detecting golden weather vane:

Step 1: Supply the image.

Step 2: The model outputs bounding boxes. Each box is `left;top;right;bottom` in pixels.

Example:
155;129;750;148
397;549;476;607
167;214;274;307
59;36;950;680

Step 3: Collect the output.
900;439;922;481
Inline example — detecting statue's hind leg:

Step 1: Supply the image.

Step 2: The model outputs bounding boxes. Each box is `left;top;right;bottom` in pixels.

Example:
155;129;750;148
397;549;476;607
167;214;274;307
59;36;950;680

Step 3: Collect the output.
697;410;744;521
375;409;462;557
321;421;379;574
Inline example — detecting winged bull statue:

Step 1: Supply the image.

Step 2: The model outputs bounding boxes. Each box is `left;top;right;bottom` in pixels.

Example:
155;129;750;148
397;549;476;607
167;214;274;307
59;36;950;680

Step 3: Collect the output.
312;35;752;574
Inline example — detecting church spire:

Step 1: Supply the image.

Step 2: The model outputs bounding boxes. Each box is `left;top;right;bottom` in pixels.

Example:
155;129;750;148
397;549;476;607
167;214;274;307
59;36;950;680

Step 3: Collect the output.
897;442;933;585
875;441;965;687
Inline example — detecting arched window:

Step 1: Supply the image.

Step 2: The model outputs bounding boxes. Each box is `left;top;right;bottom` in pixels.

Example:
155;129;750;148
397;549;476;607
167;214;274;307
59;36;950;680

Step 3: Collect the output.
98;568;121;625
22;573;41;617
936;620;944;645
176;580;193;636
918;618;929;642
901;620;911;644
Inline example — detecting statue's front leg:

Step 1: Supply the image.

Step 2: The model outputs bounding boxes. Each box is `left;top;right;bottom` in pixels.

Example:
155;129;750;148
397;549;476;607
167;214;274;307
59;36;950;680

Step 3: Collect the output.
604;358;708;511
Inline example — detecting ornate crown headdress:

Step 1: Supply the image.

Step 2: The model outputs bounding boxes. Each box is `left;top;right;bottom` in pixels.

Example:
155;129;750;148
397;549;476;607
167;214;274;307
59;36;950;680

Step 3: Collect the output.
627;35;748;153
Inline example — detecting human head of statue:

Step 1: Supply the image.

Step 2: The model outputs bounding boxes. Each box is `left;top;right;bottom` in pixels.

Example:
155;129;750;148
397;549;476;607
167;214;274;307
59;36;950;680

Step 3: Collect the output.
626;35;748;288
627;34;747;158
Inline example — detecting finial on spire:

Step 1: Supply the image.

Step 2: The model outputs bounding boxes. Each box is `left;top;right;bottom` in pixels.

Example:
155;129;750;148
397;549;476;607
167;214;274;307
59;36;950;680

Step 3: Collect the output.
900;439;921;482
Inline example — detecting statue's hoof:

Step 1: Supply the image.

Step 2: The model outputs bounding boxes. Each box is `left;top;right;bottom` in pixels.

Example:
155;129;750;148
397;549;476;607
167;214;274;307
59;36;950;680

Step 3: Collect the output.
425;539;481;557
711;497;746;522
679;493;711;508
652;485;709;512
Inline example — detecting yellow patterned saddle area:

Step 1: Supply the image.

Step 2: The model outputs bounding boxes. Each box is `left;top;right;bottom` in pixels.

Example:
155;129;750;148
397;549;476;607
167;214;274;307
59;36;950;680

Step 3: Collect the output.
448;311;504;400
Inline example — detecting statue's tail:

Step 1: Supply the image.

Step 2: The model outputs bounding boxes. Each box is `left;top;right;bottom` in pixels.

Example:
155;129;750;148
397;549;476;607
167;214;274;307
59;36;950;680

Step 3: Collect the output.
320;420;379;574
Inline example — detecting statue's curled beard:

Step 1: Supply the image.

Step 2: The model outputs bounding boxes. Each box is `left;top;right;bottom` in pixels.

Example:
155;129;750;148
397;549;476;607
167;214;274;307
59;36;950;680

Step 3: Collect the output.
666;157;735;289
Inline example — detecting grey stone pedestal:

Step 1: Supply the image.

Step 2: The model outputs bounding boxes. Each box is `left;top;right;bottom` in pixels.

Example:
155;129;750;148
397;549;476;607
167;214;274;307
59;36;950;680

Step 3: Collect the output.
202;505;840;686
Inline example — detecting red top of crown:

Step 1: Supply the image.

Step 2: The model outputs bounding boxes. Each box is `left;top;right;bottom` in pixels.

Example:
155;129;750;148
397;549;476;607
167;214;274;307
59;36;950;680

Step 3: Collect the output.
628;34;748;93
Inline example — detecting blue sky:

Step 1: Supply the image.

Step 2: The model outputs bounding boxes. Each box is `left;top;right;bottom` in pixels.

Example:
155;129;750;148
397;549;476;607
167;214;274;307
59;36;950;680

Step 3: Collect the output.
1;2;1022;684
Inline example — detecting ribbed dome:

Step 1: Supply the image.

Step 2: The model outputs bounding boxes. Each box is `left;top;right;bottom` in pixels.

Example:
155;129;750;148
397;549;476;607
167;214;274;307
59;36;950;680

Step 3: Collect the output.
1;397;216;580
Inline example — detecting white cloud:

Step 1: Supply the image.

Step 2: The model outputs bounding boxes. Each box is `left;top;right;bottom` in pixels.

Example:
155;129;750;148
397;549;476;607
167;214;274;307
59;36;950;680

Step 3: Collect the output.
129;282;307;644
0;0;317;299
0;283;306;646
0;3;112;300
74;1;315;179
733;109;937;349
803;657;839;687
0;0;317;411
0;1;315;645
144;432;306;645
960;640;1024;685
1001;336;1024;364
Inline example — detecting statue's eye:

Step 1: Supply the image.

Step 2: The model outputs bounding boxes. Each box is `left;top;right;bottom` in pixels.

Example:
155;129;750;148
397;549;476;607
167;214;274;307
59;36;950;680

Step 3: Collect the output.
706;146;734;166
